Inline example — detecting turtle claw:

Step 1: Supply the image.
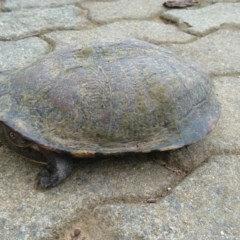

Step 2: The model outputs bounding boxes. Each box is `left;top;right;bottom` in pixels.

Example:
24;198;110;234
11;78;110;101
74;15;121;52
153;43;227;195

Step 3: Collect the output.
36;167;61;189
35;153;73;189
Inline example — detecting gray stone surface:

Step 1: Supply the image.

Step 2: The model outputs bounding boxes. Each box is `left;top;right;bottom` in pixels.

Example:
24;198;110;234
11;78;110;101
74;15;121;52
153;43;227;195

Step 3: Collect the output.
64;155;239;240
0;37;49;72
167;29;240;75
162;3;240;36
213;77;240;153
4;0;82;9
0;149;183;239
0;6;90;40
0;1;240;239
81;0;166;23
44;20;194;48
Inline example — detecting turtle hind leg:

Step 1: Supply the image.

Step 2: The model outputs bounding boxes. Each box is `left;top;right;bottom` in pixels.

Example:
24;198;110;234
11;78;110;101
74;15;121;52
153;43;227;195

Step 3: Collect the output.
36;151;73;189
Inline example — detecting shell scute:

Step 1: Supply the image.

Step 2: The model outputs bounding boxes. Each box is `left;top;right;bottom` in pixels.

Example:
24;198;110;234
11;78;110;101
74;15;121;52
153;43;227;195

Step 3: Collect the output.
0;39;220;155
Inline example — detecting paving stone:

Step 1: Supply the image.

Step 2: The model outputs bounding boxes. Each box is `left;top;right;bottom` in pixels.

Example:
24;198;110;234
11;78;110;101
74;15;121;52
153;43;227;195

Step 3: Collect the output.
0;149;182;239
161;3;240;36
64;155;240;240
4;0;82;9
0;1;239;239
81;0;166;23
44;20;194;49
213;77;240;152
200;0;240;7
167;29;240;75
0;37;49;72
210;0;240;1
0;6;89;40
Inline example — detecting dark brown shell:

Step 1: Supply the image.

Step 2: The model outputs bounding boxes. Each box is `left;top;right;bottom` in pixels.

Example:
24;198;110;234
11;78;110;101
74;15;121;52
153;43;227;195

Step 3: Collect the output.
0;39;220;156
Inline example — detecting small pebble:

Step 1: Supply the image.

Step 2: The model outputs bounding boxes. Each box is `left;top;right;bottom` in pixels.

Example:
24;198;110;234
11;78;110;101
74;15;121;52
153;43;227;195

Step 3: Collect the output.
73;229;81;237
146;199;157;203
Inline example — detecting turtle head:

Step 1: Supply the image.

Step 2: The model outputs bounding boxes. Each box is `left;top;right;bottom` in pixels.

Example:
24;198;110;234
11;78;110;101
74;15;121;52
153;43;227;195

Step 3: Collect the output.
0;122;47;164
0;122;33;148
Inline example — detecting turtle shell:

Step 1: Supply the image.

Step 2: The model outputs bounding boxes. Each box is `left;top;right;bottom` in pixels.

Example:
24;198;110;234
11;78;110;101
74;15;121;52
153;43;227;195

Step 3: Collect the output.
0;39;220;157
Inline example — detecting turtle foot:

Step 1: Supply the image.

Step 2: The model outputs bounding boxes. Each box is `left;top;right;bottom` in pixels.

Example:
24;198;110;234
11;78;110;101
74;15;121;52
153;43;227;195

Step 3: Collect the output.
36;167;62;189
35;153;73;189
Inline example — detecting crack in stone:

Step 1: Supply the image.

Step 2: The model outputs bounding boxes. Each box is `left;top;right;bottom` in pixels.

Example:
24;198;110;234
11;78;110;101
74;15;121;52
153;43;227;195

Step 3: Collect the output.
0;24;96;41
81;11;166;25
38;35;57;52
211;72;240;78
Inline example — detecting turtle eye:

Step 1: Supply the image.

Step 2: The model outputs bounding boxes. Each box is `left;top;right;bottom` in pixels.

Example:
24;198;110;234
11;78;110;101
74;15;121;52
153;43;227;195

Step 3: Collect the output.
3;126;32;148
8;131;31;147
9;131;17;140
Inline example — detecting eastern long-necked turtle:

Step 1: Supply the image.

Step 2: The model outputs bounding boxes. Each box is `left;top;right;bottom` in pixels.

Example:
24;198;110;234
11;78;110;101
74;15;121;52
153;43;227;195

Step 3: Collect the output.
0;39;220;188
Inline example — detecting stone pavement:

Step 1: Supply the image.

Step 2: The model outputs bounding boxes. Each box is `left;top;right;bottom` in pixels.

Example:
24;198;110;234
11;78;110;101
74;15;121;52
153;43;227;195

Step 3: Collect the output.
0;0;240;239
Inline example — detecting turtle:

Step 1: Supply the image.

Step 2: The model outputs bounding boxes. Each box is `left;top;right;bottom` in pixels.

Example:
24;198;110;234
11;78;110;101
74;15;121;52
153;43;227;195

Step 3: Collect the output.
0;39;220;188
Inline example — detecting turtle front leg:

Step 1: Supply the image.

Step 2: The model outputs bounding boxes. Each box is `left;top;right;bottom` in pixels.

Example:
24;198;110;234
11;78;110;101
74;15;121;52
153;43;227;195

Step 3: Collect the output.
36;151;73;189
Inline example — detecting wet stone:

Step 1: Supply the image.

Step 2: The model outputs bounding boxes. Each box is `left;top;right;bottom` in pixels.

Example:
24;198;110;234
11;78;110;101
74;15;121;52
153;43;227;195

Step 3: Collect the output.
81;0;166;23
0;37;49;72
0;6;90;40
161;2;240;36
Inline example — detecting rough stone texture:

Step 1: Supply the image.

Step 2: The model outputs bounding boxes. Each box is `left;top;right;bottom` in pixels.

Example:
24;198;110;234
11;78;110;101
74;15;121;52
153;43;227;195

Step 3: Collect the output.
0;37;49;72
207;0;240;1
0;149;182;239
81;0;166;23
0;6;90;40
4;0;82;9
0;1;240;239
213;77;240;153
161;3;240;36
44;20;194;48
64;155;240;240
167;29;240;75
